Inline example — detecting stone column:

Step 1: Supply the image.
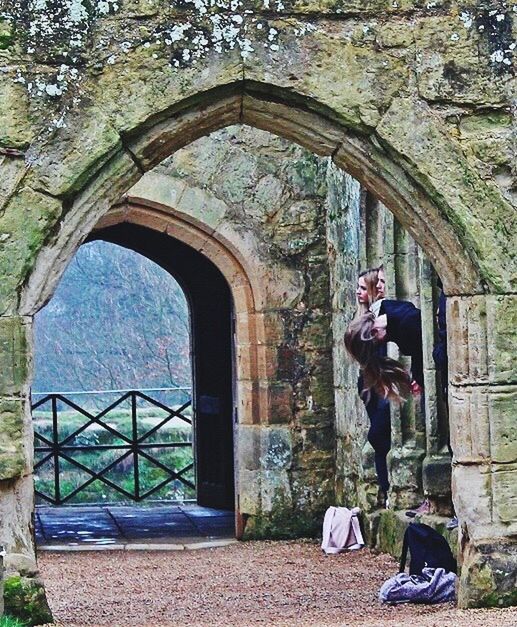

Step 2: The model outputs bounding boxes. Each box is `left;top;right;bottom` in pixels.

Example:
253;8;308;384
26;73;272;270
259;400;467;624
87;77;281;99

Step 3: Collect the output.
326;167;374;508
359;195;397;508
448;295;517;607
420;255;453;513
0;315;51;620
0;316;35;566
387;222;426;509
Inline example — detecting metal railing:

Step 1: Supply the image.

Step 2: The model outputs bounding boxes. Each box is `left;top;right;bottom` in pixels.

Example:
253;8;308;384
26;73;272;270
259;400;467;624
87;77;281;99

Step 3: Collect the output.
32;390;194;506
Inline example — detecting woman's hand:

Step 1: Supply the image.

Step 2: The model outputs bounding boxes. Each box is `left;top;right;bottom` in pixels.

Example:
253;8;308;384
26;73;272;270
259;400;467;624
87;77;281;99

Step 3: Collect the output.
410;380;422;396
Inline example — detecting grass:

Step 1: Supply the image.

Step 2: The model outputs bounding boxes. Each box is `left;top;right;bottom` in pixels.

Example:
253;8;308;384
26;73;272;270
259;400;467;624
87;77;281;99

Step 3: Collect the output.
0;616;28;627
33;410;196;504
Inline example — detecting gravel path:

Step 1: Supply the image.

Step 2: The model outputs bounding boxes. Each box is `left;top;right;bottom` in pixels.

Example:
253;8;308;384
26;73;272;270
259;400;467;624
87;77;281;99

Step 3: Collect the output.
38;541;516;627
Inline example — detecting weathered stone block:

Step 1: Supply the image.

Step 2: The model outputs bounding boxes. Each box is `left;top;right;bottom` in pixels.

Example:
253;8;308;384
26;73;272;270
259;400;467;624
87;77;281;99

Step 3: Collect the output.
237;468;261;515
458;539;517;608
0;187;62;315
449;385;490;462
290;468;334;510
459;111;513;137
422;455;452;499
447;296;488;385
0;74;35;149
0;398;26;479
299;422;335;453
244;19;408;131
0;474;35;558
388;447;425;508
374;509;408;558
20;151;140;317
260;426;292;471
237;425;262;471
127;172;187;215
377;98;516;293
376;21;414;48
267;382;294;424
309;370;335;410
260;469;292;513
0;317;29;396
130;96;242;170
236;379;259;425
0;156;26;210
489;387;517;464
4;574;53;625
261;265;305;310
299;314;333;351
492;465;517;528
486;295;517;385
414;16;509;105
452;464;492;539
28;100;123;198
242;95;344;157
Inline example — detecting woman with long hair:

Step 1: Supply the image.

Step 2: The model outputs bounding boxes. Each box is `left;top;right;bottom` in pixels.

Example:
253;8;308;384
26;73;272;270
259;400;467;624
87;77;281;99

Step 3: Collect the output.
354;265;392;505
346;300;423;402
356;266;386;315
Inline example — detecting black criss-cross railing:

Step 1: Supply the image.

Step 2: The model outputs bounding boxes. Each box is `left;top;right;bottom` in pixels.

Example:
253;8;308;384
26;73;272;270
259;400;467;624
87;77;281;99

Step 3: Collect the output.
32;390;194;505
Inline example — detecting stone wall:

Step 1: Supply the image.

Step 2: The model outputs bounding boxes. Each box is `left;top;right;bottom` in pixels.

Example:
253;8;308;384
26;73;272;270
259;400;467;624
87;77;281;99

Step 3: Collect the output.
156;126;337;537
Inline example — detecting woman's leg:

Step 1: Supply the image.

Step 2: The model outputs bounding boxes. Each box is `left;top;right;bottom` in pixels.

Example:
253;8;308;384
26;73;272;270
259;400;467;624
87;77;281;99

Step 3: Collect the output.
366;394;391;494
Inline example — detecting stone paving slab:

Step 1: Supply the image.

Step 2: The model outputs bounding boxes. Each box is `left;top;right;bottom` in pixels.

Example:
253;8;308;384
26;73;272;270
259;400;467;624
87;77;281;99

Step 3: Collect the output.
36;503;235;548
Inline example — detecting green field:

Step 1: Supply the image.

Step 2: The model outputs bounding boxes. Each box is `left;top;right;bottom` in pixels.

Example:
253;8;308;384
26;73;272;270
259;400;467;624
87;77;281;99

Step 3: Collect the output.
32;406;196;505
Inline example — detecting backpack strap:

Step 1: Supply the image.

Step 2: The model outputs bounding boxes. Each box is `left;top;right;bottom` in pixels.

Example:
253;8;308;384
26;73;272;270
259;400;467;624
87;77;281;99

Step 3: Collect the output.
399;526;410;573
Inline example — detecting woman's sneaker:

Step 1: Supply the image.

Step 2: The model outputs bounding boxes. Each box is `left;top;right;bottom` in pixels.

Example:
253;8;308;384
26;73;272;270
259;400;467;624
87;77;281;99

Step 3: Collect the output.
405;498;430;518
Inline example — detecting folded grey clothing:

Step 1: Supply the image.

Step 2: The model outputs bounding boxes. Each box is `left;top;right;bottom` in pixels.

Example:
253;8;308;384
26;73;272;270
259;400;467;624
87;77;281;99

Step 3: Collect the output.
379;567;456;604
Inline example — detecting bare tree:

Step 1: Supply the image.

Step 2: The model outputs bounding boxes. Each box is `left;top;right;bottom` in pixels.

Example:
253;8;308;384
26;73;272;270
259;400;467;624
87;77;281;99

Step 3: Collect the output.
33;241;191;396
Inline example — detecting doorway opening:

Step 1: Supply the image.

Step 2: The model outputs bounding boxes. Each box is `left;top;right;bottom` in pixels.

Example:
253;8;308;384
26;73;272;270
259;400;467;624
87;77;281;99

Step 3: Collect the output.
32;229;236;547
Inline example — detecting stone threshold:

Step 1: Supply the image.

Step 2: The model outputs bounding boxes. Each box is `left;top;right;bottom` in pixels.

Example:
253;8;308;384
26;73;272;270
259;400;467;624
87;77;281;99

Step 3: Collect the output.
38;538;238;552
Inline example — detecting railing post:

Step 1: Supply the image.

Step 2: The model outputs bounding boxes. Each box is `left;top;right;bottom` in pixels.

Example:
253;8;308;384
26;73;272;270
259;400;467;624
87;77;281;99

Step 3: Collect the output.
0;543;5;617
52;395;61;505
131;392;140;500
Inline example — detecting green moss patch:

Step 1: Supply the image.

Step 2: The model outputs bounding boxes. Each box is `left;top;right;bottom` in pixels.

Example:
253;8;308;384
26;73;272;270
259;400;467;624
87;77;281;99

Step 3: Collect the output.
3;575;53;627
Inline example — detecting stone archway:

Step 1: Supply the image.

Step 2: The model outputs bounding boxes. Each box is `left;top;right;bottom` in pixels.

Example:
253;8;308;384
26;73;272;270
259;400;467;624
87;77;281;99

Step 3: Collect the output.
0;3;515;609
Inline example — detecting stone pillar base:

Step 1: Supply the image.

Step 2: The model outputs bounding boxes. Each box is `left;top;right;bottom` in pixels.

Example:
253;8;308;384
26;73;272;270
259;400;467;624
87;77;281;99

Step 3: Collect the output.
458;538;517;608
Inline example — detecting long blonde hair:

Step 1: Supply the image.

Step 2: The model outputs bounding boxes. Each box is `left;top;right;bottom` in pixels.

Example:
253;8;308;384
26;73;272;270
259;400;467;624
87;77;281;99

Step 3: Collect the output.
356;265;384;316
345;312;411;402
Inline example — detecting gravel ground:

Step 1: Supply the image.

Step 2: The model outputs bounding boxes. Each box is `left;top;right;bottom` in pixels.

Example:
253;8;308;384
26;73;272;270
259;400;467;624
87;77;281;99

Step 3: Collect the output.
38;541;517;627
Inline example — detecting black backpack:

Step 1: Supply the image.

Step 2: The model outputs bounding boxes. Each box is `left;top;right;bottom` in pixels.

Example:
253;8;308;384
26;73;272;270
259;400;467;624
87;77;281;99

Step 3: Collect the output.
399;522;457;576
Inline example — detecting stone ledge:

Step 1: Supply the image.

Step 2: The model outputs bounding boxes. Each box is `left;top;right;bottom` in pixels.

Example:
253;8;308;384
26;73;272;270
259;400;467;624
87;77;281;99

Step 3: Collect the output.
368;509;459;561
36;539;237;552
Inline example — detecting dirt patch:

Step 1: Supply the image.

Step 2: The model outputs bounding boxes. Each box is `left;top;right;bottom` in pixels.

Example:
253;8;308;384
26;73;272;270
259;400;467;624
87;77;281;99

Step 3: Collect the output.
38;541;516;626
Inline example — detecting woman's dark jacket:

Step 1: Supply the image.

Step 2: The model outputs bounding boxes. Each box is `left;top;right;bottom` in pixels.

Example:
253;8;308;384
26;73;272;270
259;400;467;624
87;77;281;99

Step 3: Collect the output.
379;299;424;387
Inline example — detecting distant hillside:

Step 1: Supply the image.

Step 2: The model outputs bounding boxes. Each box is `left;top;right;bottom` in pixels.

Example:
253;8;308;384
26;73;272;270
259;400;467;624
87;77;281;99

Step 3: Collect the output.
33;241;191;395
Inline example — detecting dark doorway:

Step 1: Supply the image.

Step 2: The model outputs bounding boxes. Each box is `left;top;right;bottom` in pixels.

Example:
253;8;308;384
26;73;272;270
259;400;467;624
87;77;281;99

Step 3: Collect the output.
88;223;235;511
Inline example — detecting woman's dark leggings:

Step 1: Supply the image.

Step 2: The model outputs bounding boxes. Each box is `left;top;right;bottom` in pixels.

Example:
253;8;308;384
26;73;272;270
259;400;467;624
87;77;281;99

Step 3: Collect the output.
365;393;391;494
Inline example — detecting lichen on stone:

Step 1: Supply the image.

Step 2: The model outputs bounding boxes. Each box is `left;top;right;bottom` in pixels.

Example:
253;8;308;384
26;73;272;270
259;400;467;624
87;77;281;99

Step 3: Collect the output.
2;0;121;96
475;4;515;73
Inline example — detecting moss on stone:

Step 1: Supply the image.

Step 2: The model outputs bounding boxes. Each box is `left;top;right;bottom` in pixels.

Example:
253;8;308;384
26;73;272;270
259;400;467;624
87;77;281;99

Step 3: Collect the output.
375;509;407;558
0;398;26;480
243;507;321;540
3;575;53;626
0;19;14;50
243;483;324;540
